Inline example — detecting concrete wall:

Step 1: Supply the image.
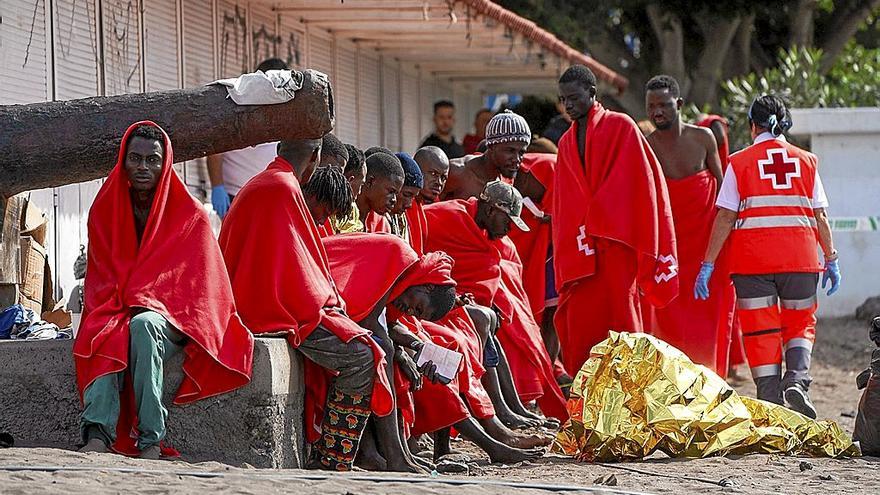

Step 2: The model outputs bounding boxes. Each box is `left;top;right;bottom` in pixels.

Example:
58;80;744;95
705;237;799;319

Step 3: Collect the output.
790;107;880;317
0;337;304;468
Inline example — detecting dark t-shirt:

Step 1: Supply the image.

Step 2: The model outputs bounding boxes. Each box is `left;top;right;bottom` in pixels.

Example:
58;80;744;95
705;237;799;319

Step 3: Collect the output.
420;133;465;159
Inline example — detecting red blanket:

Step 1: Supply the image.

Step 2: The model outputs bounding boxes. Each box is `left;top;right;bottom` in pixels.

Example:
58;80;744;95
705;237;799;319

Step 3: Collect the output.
508;153;556;320
74;121;253;454
697;115;730;166
219;157;393;442
364;211;391;233
552;102;678;306
324;233;462;436
648;170;733;375
405;199;429;256
424;199;568;420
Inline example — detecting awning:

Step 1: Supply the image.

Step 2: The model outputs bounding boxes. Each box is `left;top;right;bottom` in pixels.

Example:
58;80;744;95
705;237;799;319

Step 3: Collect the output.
274;0;628;95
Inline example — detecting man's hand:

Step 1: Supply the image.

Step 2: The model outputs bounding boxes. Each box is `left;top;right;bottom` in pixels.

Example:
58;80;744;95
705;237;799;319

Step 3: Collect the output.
694;262;714;300
395;347;423;391
211;185;231;218
539;214;552;224
418;360;450;385
822;258;841;296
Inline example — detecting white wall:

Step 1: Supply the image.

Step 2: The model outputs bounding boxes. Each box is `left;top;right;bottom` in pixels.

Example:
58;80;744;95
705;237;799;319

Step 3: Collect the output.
790;107;880;317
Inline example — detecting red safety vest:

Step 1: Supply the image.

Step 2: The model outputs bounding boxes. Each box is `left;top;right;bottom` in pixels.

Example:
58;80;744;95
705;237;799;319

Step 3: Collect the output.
728;138;822;275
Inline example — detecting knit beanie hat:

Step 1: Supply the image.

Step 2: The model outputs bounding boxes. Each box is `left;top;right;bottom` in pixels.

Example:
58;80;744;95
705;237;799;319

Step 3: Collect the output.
395;152;424;188
484;110;531;147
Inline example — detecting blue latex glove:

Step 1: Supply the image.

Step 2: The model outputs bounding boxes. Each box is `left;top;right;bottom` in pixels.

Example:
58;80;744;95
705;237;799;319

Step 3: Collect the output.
694;262;715;300
211;185;231;218
822;258;841;296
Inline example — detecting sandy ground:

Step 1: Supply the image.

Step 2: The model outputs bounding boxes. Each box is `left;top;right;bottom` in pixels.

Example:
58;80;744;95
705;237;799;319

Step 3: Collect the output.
1;317;878;495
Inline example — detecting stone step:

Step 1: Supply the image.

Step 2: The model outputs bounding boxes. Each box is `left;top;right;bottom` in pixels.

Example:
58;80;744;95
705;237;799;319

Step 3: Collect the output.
0;337;304;468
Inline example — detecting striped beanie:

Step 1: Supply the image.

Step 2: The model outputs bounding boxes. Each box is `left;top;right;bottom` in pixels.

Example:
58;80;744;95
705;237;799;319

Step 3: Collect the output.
484;110;531;147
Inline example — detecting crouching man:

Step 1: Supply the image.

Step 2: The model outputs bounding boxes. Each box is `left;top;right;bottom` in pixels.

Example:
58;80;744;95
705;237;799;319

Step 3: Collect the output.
75;122;254;459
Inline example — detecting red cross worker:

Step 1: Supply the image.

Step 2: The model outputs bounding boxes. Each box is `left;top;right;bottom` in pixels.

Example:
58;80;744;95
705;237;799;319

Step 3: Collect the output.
694;95;840;419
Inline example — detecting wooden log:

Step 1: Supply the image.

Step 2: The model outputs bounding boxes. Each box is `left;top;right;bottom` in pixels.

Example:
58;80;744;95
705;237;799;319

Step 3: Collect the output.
0;70;334;197
0;195;24;308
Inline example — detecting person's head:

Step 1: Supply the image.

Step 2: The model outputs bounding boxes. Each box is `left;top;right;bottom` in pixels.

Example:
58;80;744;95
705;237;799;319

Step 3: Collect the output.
558;65;597;121
364;145;395;158
483;110;531;179
124;124;166;193
256;58;288;72
748;94;792;139
392;283;457;321
391;152;424;215
277;138;322;182
474;180;530;240
473;108;493;138
433;100;456;137
302;165;354;226
645;75;682;131
360;152;405;215
320;133;349;169
343;144;367;198
413;146;450;203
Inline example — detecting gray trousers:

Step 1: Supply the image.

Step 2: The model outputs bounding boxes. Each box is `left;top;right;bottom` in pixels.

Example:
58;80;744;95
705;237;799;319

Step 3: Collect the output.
298;326;374;396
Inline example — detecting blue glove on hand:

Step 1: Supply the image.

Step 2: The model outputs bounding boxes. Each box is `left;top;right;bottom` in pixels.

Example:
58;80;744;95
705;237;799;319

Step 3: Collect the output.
694;262;715;300
211;185;231;218
822;258;841;296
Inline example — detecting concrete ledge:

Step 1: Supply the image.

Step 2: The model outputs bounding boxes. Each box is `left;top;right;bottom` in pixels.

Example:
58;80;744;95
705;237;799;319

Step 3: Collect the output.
0;337;304;468
790;107;880;135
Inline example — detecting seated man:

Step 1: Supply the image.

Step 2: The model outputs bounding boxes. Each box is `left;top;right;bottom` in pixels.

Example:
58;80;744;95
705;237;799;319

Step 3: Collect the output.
219;137;393;471
326;143;367;234
386;152;424;245
324;233;545;465
75;122;254;459
357;152;404;233
303;165;354;228
424;181;568;422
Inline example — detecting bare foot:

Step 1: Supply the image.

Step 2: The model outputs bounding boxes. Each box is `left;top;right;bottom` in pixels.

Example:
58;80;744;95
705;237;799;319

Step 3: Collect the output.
79;438;110;454
497;411;542;430
506;433;552;449
385;456;431;474
487;445;545;464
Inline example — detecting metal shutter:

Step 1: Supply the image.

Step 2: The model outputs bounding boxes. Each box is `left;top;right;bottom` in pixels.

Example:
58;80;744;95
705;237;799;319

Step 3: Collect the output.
308;29;334;81
182;0;214;87
143;0;180;92
400;69;420;154
250;3;276;65
334;41;358;144
102;0;143;95
382;59;400;150
277;14;305;70
358;51;381;149
217;0;248;77
53;0;100;100
0;0;51;104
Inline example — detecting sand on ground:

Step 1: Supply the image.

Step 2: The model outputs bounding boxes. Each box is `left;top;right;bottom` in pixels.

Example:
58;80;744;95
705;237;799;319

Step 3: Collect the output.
1;317;878;494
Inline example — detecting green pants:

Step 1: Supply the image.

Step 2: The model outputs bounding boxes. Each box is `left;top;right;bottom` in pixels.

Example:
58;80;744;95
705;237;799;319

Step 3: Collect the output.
81;310;185;450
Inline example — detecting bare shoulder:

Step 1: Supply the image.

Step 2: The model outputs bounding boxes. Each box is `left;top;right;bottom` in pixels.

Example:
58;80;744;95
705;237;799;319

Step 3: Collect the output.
684;124;716;145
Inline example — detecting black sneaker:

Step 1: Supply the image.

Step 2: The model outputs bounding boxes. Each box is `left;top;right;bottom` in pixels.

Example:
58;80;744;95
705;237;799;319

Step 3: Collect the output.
785;384;817;419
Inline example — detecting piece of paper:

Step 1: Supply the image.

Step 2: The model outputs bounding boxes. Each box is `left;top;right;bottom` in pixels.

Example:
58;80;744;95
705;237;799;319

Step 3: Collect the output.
522;197;545;218
416;342;463;382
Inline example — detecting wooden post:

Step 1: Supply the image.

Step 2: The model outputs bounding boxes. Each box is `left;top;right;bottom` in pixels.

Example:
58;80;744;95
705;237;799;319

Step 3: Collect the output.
0;195;24;308
0;70;334;197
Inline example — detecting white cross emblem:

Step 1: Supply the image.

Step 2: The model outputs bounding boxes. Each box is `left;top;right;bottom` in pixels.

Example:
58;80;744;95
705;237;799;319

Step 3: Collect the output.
758;148;801;190
577;225;595;256
654;254;678;283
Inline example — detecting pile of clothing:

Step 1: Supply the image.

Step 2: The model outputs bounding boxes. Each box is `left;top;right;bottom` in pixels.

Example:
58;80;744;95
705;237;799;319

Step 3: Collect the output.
0;304;71;341
553;332;859;461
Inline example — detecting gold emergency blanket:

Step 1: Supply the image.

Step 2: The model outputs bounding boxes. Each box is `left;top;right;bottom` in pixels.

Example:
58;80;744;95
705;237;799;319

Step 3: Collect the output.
553;332;859;461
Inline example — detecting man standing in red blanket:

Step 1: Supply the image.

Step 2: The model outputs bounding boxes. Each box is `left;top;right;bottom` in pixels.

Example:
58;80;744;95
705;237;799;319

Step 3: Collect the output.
553;65;678;377
76;122;253;459
220;138;393;471
425;181;568;421
644;75;733;375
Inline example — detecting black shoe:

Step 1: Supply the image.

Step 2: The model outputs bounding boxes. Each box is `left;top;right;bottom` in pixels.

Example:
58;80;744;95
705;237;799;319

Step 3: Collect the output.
784;384;817;419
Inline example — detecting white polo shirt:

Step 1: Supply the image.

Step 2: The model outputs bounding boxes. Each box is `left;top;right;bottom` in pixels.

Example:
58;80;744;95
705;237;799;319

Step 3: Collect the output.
222;142;279;196
715;133;829;212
